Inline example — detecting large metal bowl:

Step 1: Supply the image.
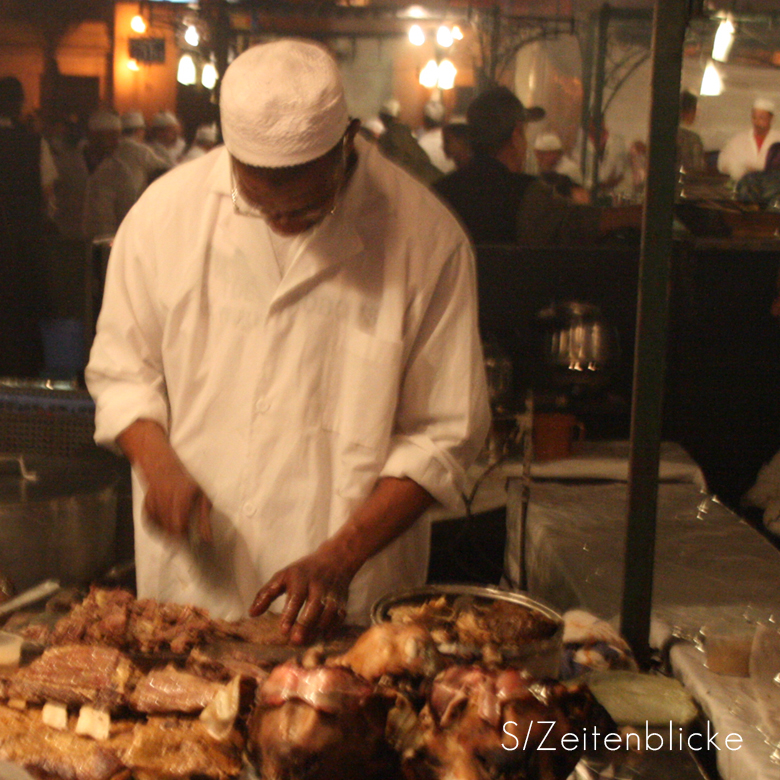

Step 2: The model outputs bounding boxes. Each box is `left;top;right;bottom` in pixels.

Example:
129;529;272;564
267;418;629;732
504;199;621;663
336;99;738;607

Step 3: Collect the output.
371;584;564;678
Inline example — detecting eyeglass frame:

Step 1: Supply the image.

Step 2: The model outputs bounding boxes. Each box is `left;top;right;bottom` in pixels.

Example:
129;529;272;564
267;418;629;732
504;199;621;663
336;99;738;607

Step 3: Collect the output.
230;133;349;226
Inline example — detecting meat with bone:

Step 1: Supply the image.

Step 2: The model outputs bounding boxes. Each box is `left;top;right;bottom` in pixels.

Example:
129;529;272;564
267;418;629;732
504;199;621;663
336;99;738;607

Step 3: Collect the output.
110;716;243;780
329;622;443;683
248;661;398;780
0;703;123;780
403;666;594;780
129;665;223;714
7;645;136;712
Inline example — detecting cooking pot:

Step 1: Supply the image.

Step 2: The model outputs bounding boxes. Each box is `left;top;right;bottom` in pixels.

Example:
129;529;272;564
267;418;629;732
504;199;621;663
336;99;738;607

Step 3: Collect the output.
0;454;119;591
535;301;619;391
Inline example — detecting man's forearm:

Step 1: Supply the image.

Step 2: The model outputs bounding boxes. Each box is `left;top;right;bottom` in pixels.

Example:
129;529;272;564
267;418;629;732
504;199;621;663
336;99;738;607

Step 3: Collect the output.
117;418;172;476
318;476;435;579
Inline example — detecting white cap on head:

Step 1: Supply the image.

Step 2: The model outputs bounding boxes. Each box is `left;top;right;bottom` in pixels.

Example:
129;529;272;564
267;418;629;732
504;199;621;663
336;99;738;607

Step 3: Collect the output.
121;110;145;130
534;132;563;152
424;100;446;124
151;110;179;128
220;39;349;168
753;98;776;114
88;110;121;132
195;122;218;145
380;98;401;118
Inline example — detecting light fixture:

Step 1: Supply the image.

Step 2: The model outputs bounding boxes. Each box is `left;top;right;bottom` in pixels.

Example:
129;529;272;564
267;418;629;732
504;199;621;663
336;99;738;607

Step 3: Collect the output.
712;16;735;63
201;62;218;90
184;25;200;47
700;60;723;96
127;58;140;71
409;24;425;46
452;25;463;41
436;25;453;48
177;54;197;86
131;14;147;34
419;60;439;89
437;59;457;90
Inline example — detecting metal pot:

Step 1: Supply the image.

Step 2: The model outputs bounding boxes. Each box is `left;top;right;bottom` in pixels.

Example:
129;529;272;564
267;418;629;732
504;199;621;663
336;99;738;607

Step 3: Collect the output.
535;301;619;391
0;454;119;591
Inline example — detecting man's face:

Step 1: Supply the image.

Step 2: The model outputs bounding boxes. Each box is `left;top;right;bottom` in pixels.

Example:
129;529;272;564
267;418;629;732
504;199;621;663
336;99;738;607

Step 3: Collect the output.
534;149;562;173
232;128;354;236
752;109;773;137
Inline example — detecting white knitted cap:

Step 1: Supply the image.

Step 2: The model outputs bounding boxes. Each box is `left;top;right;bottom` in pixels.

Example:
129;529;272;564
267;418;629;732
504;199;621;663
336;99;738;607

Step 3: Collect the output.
221;39;349;167
753;98;776;114
88;110;121;132
121;110;145;130
534;132;563;152
151;110;179;128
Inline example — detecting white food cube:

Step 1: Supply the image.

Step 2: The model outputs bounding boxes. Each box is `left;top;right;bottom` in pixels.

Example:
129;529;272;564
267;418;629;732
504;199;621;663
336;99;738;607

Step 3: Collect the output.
42;702;68;731
75;705;111;741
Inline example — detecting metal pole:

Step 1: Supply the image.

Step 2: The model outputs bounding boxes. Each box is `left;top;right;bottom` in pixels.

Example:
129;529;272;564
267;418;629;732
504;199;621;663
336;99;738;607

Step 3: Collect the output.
620;0;688;667
590;4;610;195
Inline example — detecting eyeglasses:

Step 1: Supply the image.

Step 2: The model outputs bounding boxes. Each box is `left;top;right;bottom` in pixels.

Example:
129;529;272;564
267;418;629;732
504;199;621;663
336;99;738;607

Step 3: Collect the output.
230;135;348;227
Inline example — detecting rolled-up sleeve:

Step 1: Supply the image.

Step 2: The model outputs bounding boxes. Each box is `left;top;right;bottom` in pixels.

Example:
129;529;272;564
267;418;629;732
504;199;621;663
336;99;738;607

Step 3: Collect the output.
85;207;169;452
379;240;491;510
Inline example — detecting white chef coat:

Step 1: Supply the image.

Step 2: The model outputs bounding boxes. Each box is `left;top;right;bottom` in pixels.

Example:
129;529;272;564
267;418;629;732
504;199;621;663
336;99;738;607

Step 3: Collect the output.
82;153;140;239
717;128;780;181
86;138;491;623
418;127;455;175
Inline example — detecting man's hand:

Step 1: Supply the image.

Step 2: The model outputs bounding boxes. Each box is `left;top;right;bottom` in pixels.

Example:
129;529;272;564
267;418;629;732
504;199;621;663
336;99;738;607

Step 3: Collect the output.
250;543;353;645
117;419;212;542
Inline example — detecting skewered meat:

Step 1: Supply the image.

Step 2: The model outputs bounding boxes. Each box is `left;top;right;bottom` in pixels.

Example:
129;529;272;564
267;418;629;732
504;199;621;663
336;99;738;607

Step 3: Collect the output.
249;661;397;780
403;666;594;780
7;645;136;711
0;703;123;780
129;665;223;714
330;622;443;682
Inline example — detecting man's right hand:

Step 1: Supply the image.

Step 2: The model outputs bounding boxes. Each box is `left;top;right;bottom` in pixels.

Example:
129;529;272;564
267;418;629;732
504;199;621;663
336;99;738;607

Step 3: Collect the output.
117;419;212;542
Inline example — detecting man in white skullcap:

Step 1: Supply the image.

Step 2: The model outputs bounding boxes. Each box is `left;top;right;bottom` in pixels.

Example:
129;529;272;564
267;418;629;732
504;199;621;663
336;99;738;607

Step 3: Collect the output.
86;39;489;642
117;109;171;193
532;132;590;204
180;122;219;163
417;99;455;174
148;110;185;166
718;97;780;181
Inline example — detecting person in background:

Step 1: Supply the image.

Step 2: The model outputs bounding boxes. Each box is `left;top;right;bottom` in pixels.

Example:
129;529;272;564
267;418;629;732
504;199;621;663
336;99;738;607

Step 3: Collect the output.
736;141;780;203
0;75;47;376
442;120;472;170
117;110;171;193
82;110;139;239
148;110;184;167
434;86;640;245
377;98;442;185
417;99;455;175
179;122;219;163
86;39;490;641
575;114;628;199
677;90;705;174
533;132;590;204
718;98;780;181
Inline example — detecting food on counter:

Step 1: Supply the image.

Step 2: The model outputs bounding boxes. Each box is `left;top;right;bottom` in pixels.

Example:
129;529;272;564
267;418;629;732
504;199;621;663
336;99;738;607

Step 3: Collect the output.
248;661;398;780
129;665;224;714
8;645;135;711
75;705;111;741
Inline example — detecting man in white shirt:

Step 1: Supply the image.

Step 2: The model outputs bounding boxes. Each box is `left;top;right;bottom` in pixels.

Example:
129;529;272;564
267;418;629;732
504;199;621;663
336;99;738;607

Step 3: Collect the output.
86;40;490;643
417;99;455;174
718;98;780;181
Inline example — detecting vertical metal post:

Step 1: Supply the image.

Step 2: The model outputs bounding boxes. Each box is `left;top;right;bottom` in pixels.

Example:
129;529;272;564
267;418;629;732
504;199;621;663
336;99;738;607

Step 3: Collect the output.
620;0;688;666
589;4;610;194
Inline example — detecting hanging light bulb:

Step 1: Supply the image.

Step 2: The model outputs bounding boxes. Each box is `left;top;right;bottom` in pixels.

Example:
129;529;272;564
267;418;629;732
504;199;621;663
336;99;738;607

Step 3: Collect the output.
437;59;457;90
436;26;453;48
712;16;735;63
130;15;147;34
451;25;464;41
177;54;197;86
127;58;140;72
184;25;200;47
419;60;439;89
409;24;425;46
700;60;723;96
201;62;218;90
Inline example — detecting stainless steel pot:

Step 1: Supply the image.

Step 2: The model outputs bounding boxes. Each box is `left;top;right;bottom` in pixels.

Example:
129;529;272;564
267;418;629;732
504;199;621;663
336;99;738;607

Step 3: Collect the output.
535;301;619;390
0;454;119;591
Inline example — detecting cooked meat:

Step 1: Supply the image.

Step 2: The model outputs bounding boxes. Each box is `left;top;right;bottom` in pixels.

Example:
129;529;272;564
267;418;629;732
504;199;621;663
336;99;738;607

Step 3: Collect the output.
110;716;243;779
330;622;443;682
129;665;223;714
187;643;274;686
0;704;123;780
7;645;136;711
249;662;396;780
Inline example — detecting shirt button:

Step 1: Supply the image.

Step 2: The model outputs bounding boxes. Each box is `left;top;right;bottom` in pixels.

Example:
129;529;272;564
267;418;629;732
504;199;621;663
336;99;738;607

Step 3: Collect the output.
255;398;270;413
243;502;256;516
